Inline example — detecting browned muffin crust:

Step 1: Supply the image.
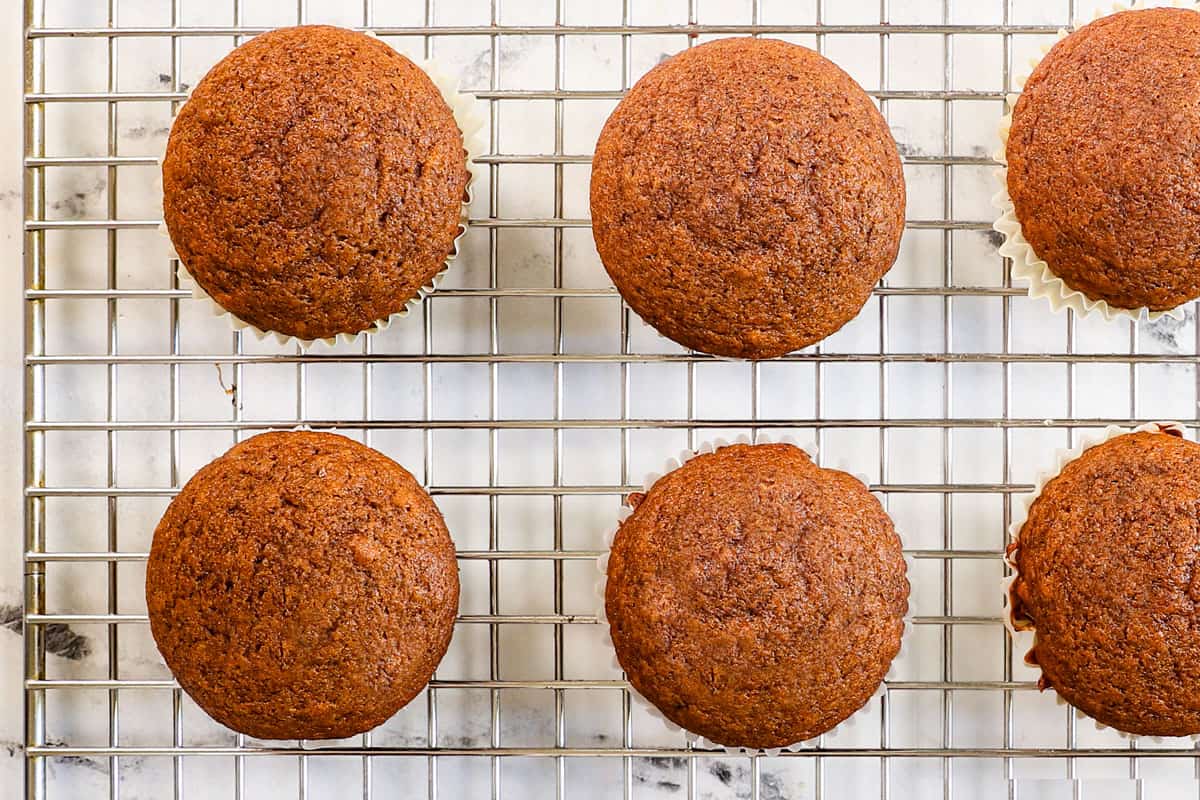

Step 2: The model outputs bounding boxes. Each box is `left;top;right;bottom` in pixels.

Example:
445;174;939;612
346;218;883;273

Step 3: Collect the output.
1011;430;1200;736
163;25;469;340
146;431;459;740
590;37;905;360
605;443;908;748
1005;8;1200;311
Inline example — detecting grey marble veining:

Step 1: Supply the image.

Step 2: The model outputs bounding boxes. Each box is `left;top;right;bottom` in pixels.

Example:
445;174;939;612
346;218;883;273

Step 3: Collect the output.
3;1;26;796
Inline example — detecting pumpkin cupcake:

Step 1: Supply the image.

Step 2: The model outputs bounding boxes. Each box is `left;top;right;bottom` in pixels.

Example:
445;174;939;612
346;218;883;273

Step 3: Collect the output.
146;431;459;740
603;442;908;749
1008;424;1200;737
590;37;906;359
163;25;473;343
996;7;1200;320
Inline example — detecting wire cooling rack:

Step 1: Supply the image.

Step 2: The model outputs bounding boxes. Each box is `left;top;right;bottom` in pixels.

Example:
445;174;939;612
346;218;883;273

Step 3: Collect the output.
22;0;1200;798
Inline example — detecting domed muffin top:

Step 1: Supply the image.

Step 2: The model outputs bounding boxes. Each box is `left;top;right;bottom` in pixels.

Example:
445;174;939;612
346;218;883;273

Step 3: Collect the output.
1011;430;1200;736
163;25;469;340
1005;8;1200;311
146;430;459;740
605;443;908;748
590;37;905;359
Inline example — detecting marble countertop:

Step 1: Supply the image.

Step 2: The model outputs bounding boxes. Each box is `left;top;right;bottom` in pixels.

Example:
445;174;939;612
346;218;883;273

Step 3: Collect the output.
3;2;27;798
6;2;1200;799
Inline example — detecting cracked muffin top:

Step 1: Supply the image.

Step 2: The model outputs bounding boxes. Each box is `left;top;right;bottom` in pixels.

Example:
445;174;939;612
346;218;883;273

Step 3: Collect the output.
146;430;459;740
1010;429;1200;737
604;443;908;749
1005;8;1200;312
162;25;469;340
590;37;905;360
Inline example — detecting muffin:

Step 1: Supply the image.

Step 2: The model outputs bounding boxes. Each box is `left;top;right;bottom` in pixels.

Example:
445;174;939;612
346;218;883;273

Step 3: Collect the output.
1003;7;1200;314
590;37;905;360
604;443;908;749
145;431;459;740
1009;427;1200;737
162;25;470;341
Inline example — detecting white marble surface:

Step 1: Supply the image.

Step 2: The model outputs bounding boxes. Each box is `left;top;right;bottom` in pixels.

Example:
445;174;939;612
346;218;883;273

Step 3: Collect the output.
3;2;27;799
7;1;1200;799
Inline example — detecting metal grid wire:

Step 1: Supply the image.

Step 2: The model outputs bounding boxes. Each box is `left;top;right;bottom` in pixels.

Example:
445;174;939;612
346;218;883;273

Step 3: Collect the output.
22;0;1200;798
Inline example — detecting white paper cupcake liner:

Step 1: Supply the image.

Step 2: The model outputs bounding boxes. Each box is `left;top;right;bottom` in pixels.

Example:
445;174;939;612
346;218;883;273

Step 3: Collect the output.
1003;420;1199;743
990;1;1194;324
160;37;487;349
594;432;913;755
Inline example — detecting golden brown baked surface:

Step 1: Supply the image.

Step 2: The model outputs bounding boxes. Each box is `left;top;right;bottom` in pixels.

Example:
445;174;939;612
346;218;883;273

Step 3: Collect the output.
604;443;908;748
1006;8;1200;311
590;37;905;359
1011;431;1200;736
163;25;469;340
146;431;459;740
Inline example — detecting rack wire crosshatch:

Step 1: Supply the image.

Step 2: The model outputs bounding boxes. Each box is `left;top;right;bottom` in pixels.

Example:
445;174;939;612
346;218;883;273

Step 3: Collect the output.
22;0;1200;798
